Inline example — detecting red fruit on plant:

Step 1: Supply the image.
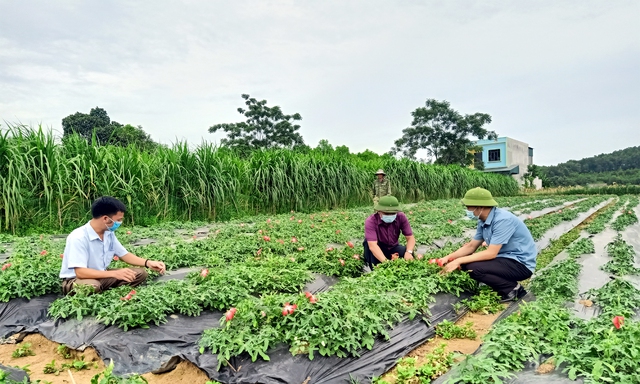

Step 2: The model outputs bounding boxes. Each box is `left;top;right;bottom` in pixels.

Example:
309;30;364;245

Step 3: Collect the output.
129;290;136;295
391;253;399;260
336;230;341;234
346;241;354;248
352;254;360;260
261;311;266;317
447;219;452;224
267;219;271;223
290;216;294;221
282;303;296;316
289;257;296;262
257;248;262;255
1;263;11;271
225;308;237;321
310;224;315;229
528;216;532;220
113;256;119;261
258;230;263;234
192;235;197;239
558;209;563;213
40;250;48;255
305;291;312;298
416;254;424;260
437;259;445;267
297;247;305;251
200;268;209;278
429;259;436;264
298;219;302;224
124;294;132;301
326;247;334;252
409;211;413;215
612;316;624;329
339;259;345;266
309;296;318;304
291;237;298;243
263;236;271;242
60;254;64;259
127;231;132;235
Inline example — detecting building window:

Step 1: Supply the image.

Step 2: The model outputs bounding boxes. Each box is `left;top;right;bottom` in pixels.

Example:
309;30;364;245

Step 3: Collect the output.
474;151;483;164
528;147;534;157
488;149;501;162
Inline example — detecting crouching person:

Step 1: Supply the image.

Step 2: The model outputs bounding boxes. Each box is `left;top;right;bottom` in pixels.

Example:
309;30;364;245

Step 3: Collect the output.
363;196;416;269
59;196;166;295
439;188;536;302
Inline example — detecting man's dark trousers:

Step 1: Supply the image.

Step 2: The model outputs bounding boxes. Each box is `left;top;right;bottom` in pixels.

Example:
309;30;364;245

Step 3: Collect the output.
362;240;406;268
461;258;532;298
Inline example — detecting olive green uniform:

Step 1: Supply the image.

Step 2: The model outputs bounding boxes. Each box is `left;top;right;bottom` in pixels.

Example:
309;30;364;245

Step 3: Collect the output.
372;178;392;203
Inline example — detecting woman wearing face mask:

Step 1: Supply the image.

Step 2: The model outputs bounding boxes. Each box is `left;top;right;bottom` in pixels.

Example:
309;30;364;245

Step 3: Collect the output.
438;188;536;302
59;196;166;295
362;195;416;269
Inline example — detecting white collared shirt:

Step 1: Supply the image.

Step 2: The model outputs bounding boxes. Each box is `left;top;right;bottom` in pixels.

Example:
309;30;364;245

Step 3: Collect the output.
59;221;128;279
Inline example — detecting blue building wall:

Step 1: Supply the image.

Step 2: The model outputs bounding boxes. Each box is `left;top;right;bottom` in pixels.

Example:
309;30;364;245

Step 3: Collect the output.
476;138;506;169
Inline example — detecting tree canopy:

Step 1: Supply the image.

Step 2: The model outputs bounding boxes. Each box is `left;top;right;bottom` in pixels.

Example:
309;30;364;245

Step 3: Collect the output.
541;146;640;186
391;99;496;167
209;94;305;155
61;107;156;149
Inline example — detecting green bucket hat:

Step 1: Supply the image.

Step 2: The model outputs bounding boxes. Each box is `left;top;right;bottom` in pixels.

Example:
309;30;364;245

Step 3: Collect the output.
375;195;402;213
461;187;498;207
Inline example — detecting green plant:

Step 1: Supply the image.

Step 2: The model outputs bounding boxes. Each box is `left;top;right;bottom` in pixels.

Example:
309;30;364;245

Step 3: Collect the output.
566;238;595;257
90;361;148;384
460;287;503;314
436;320;477;340
395;343;454;384
61;355;90;372
56;344;72;359
43;360;60;375
11;343;35;358
600;235;640;276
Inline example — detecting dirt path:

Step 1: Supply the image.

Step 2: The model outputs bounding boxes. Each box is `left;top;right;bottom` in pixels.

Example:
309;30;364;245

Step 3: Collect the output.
0;334;211;384
380;309;503;383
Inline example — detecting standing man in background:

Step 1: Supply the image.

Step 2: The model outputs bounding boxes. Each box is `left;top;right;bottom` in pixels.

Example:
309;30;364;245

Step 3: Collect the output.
372;169;392;204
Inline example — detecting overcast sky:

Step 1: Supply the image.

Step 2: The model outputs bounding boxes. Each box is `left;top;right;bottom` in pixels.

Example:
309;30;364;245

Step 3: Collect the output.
0;0;638;165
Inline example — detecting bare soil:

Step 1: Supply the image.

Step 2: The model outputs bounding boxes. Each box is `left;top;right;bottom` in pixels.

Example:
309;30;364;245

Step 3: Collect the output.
380;309;503;383
0;334;211;384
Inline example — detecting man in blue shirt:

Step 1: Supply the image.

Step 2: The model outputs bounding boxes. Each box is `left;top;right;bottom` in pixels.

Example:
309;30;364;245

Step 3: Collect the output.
439;187;537;302
60;196;166;295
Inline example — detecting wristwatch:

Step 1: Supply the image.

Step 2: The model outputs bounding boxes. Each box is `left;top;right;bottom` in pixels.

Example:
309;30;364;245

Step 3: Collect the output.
407;250;413;254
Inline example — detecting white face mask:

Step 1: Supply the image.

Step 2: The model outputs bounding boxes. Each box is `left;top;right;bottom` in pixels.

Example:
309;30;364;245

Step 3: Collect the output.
381;214;397;223
466;208;481;220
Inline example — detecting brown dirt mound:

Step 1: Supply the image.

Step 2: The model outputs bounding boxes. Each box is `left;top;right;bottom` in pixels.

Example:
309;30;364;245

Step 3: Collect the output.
0;333;211;383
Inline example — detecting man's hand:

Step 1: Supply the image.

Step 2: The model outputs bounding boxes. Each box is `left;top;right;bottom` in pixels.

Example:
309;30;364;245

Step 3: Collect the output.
441;259;461;274
404;252;414;261
146;260;166;275
436;257;451;266
111;268;137;282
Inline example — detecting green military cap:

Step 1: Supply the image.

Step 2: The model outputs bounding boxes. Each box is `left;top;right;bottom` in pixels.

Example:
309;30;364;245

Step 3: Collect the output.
374;195;402;213
461;187;498;207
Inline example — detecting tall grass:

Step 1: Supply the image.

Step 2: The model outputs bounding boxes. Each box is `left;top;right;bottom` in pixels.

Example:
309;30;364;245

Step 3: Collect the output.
0;125;518;233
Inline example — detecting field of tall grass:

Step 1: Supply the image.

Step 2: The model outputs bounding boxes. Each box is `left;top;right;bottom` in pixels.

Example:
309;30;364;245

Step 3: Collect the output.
0;126;519;233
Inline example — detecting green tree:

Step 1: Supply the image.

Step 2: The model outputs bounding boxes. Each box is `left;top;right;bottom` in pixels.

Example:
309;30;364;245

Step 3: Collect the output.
209;94;305;155
523;164;547;188
61;107;156;149
392;99;496;167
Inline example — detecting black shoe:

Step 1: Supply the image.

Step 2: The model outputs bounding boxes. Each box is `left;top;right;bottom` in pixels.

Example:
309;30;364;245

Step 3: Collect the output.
500;285;527;303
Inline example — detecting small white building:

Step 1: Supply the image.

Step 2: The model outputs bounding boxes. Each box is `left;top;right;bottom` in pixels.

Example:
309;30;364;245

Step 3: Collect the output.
474;137;541;189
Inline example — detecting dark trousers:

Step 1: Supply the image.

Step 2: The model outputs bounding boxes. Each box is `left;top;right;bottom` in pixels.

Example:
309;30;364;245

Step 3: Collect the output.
461;258;532;298
62;268;148;295
363;240;406;268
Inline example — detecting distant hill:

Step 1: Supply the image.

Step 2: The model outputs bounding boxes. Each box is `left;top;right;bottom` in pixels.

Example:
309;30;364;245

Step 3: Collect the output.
541;146;640;187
